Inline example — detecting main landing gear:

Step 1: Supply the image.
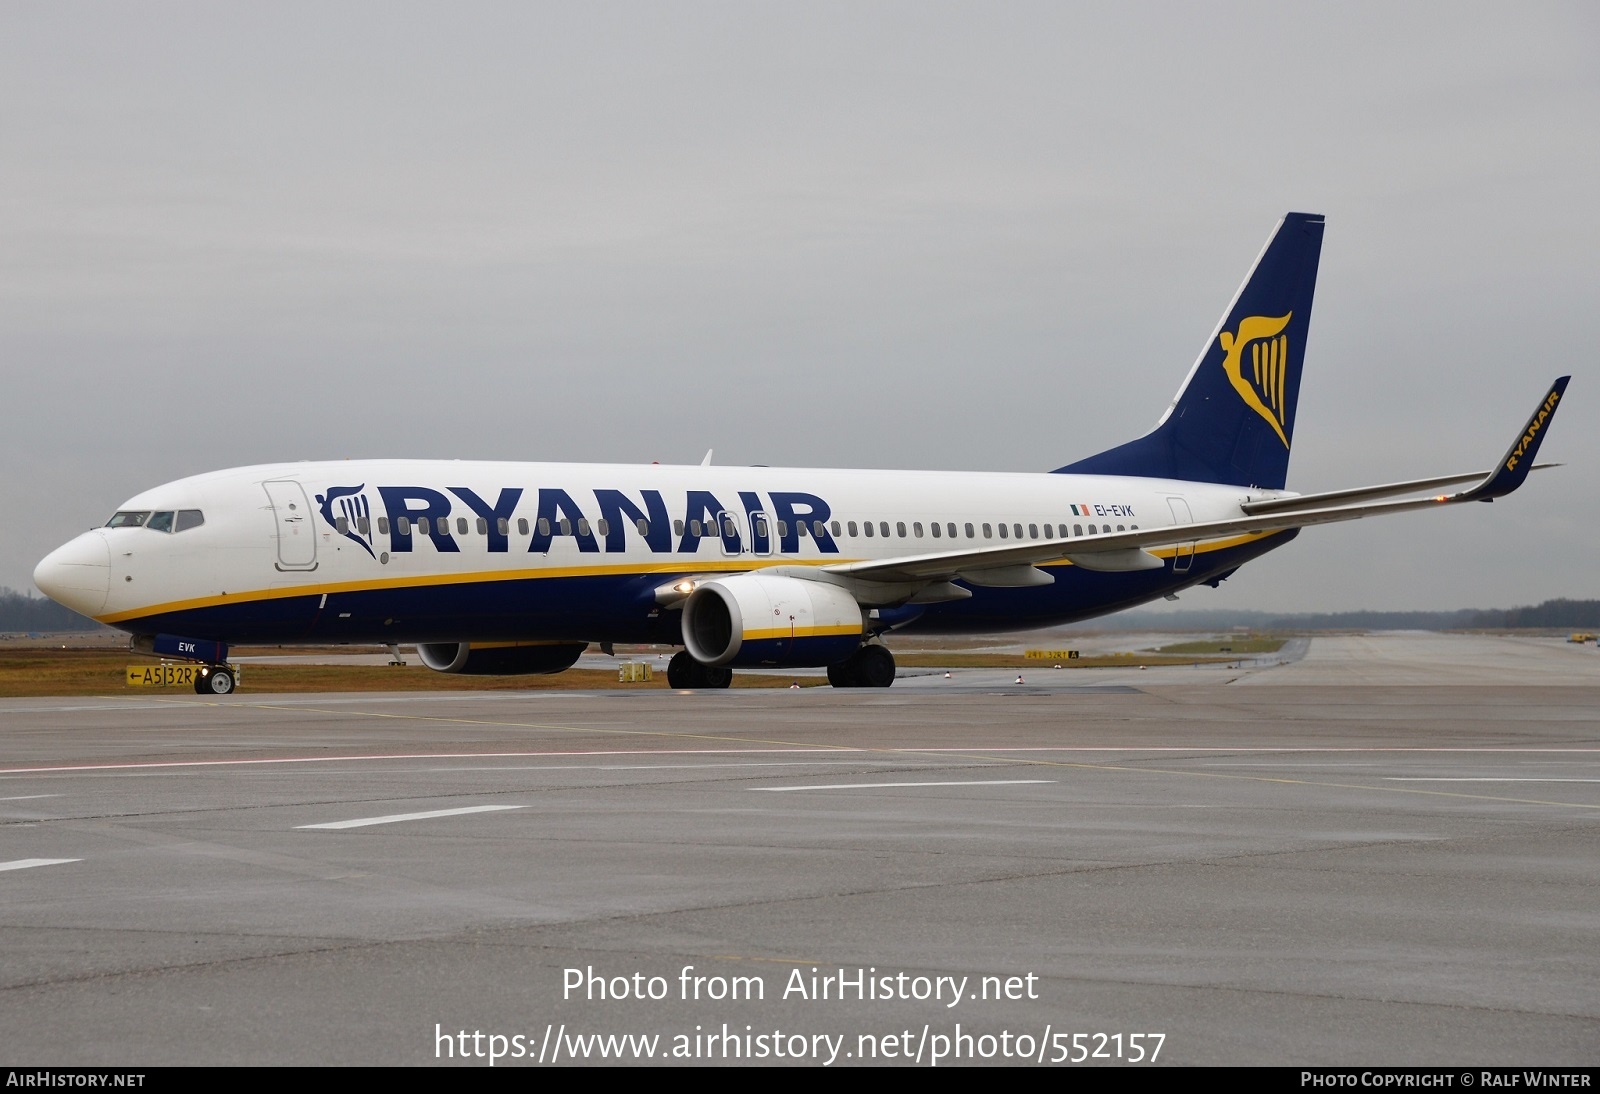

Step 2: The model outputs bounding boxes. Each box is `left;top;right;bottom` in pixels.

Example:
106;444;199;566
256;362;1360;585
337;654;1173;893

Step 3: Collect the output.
665;645;896;690
666;651;733;689
826;644;896;688
191;664;236;695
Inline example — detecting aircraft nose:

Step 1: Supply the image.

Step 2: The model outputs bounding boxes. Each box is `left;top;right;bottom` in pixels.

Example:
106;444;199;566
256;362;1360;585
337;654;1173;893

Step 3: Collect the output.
34;531;111;617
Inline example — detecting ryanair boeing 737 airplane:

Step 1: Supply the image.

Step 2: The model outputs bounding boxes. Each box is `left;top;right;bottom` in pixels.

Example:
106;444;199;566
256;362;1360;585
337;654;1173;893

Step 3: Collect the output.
33;213;1568;692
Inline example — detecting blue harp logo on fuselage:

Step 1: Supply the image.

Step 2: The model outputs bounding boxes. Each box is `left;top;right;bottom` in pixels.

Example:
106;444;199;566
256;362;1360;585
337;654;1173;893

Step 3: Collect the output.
1218;313;1293;448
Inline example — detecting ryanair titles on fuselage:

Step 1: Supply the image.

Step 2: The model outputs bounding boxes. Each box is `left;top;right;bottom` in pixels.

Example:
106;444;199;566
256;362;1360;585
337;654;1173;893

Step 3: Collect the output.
311;484;1138;559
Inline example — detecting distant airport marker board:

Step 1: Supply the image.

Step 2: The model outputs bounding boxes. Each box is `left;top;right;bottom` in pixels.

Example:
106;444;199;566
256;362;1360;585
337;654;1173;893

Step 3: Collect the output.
1024;650;1079;660
126;663;239;687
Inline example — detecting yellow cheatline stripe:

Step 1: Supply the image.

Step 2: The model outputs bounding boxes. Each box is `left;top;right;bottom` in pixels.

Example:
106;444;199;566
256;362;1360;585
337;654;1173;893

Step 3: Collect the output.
96;530;1286;624
96;557;851;624
744;625;861;641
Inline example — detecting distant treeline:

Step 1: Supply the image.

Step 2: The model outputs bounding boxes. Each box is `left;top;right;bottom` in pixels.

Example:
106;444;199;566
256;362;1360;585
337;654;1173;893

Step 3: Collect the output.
0;588;104;633
1081;598;1600;632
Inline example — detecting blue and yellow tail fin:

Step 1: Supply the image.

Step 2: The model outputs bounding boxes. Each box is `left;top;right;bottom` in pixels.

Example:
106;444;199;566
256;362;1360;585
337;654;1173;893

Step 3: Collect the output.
1056;212;1325;490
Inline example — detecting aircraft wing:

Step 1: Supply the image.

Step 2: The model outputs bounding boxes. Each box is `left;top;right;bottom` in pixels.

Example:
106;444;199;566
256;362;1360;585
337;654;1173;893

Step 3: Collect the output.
1239;463;1557;516
825;376;1569;586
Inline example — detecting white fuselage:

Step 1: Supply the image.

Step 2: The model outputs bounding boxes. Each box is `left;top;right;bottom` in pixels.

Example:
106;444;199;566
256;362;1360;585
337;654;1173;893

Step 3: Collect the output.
35;459;1289;647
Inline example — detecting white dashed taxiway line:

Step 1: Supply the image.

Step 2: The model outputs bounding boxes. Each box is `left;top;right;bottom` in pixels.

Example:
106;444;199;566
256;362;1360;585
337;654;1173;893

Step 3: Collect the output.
1384;778;1600;783
296;805;523;830
0;858;80;872
752;779;1056;792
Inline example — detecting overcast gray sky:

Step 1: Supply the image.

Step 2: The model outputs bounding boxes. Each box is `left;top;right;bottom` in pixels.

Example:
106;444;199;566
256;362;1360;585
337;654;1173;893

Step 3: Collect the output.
3;2;1596;613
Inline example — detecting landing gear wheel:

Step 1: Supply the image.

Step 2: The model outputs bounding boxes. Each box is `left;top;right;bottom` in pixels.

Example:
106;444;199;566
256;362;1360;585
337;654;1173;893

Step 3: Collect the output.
667;652;733;689
854;644;896;688
194;666;235;695
667;651;697;689
828;645;895;688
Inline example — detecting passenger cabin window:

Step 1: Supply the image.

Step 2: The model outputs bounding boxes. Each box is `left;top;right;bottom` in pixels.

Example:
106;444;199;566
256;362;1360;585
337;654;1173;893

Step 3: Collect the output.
358;516;371;535
578;519;591;537
459;518;470;535
538;518;551;536
997;523;1008;539
517;518;528;535
635;518;649;535
559;518;572;536
397;517;411;535
106;511;151;528
1029;523;1039;539
965;523;975;538
1042;524;1052;539
336;516;349;534
596;519;610;537
378;517;391;535
1013;523;1023;539
947;523;957;539
879;522;889;537
912;522;923;537
847;521;858;536
797;521;809;538
930;522;941;538
831;521;841;537
982;523;992;538
775;520;788;537
1058;524;1067;538
1074;524;1083;536
862;521;874;537
896;522;907;538
497;518;509;535
813;520;825;538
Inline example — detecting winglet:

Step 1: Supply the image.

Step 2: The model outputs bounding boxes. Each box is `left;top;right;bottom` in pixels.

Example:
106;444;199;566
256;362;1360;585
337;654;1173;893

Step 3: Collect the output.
1461;377;1570;501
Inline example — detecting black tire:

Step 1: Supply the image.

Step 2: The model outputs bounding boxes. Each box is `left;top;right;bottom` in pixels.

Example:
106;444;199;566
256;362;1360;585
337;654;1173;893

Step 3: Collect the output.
667;651;698;689
704;665;733;689
854;645;896;688
826;662;857;688
192;671;209;695
201;667;235;695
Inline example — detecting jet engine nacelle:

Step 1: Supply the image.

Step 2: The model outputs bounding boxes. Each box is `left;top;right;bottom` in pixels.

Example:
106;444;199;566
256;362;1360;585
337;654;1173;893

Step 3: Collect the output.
682;574;864;667
417;641;587;675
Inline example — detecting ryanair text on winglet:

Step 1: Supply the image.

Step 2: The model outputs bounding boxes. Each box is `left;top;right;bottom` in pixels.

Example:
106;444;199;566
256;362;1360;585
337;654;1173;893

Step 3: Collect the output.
1506;388;1562;472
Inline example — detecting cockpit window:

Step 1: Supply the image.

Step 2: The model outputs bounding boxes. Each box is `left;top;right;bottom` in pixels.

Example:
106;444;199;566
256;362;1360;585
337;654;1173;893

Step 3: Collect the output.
146;511;176;533
107;511;151;528
175;510;204;532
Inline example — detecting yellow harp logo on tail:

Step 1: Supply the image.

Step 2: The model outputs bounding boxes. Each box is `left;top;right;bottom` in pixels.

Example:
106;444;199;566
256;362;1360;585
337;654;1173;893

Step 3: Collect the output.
1219;313;1293;448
